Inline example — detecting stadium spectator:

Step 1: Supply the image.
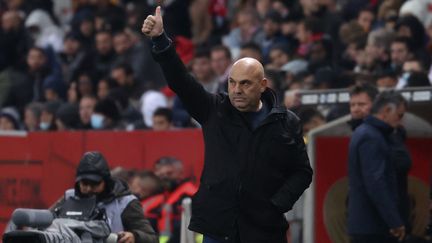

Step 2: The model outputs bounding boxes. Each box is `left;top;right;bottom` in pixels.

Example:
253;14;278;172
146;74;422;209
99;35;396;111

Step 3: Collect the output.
152;107;174;131
39;100;62;131
93;31;116;81
55;103;80;131
297;107;326;134
129;170;163;201
390;37;414;74
261;10;287;61
152;157;197;243
238;42;264;63
59;33;93;84
267;43;292;70
0;10;32;71
222;8;265;56
91;98;124;130
78;95;97;129
0;107;21;131
210;45;232;86
23;102;43;131
24;9;64;52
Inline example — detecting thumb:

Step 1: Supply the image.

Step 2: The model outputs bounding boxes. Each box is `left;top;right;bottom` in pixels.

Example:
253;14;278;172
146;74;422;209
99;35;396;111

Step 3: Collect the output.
155;6;162;18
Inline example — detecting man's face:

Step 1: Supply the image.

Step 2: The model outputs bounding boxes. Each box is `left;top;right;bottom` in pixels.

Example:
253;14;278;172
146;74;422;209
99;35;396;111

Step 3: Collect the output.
95;32;112;55
391;42;411;67
111;68;128;86
228;62;266;112
296;22;309;44
78;180;105;196
40;110;53;123
0;117;15;131
376;76;397;89
24;108;39;131
269;49;289;68
79;97;96;125
97;80;109;99
263;19;280;37
309;42;326;63
357;10;374;32
2;11;20;32
350;92;373;120
238;13;254;34
154;164;182;181
27;48;46;72
192;57;213;83
63;38;80;56
152;115;171;131
382;104;406;128
113;33;131;54
211;50;231;76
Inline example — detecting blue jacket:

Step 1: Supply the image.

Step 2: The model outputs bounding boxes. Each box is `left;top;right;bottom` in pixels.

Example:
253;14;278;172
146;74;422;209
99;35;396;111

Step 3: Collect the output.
347;115;404;235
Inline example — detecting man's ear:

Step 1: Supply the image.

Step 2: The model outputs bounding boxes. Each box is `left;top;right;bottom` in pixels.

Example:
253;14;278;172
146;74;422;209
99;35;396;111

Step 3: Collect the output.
260;78;268;92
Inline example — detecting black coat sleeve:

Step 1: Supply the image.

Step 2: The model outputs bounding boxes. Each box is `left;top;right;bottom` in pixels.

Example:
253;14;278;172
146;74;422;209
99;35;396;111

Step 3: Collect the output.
152;38;217;124
270;111;313;212
121;199;158;243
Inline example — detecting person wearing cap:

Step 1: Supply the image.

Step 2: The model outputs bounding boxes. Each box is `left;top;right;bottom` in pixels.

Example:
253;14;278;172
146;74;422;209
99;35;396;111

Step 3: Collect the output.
51;151;158;243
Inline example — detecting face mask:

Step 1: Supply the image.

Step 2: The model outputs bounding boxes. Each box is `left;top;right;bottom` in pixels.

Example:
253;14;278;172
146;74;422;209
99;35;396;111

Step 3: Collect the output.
91;114;104;129
39;122;50;131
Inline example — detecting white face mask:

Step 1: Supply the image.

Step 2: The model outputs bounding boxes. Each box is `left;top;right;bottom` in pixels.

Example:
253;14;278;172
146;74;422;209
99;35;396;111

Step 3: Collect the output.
39;122;50;131
90;114;105;129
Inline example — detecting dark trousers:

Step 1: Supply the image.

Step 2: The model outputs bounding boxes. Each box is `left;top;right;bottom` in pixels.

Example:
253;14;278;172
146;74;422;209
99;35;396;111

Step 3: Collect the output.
203;236;224;243
203;233;240;243
350;234;398;243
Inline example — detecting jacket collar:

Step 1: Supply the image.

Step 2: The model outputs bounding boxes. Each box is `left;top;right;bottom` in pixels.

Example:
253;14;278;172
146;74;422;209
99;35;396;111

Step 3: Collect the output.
364;115;394;135
222;88;287;129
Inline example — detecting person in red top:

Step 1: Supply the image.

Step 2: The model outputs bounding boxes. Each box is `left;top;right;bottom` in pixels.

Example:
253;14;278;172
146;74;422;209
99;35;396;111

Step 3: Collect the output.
141;157;197;243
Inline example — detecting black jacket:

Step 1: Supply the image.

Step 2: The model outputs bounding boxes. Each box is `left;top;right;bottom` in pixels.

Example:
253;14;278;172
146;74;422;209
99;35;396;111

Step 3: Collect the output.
153;41;313;242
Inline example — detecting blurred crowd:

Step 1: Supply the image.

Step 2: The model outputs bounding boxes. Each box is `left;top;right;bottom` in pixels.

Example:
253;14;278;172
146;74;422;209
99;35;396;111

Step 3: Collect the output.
0;0;431;132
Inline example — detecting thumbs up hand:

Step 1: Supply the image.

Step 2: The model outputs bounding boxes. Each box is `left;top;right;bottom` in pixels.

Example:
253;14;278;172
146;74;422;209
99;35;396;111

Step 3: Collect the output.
142;6;164;38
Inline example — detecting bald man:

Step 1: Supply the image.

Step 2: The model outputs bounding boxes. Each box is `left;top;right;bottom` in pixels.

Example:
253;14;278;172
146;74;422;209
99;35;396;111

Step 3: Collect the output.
142;7;312;243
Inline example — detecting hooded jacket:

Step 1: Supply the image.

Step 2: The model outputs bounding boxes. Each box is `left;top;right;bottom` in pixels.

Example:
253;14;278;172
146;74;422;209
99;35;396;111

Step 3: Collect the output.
52;152;158;243
24;9;64;52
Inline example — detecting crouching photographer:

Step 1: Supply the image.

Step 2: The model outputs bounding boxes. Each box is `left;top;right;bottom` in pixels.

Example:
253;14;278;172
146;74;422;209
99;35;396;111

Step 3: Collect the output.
3;151;157;243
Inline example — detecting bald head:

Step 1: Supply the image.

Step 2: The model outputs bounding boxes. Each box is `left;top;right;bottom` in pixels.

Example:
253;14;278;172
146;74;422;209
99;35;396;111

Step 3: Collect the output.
228;58;267;112
231;58;265;81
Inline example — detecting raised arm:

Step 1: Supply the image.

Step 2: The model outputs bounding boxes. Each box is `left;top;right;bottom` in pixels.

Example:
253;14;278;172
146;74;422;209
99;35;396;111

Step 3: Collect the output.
141;7;216;124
